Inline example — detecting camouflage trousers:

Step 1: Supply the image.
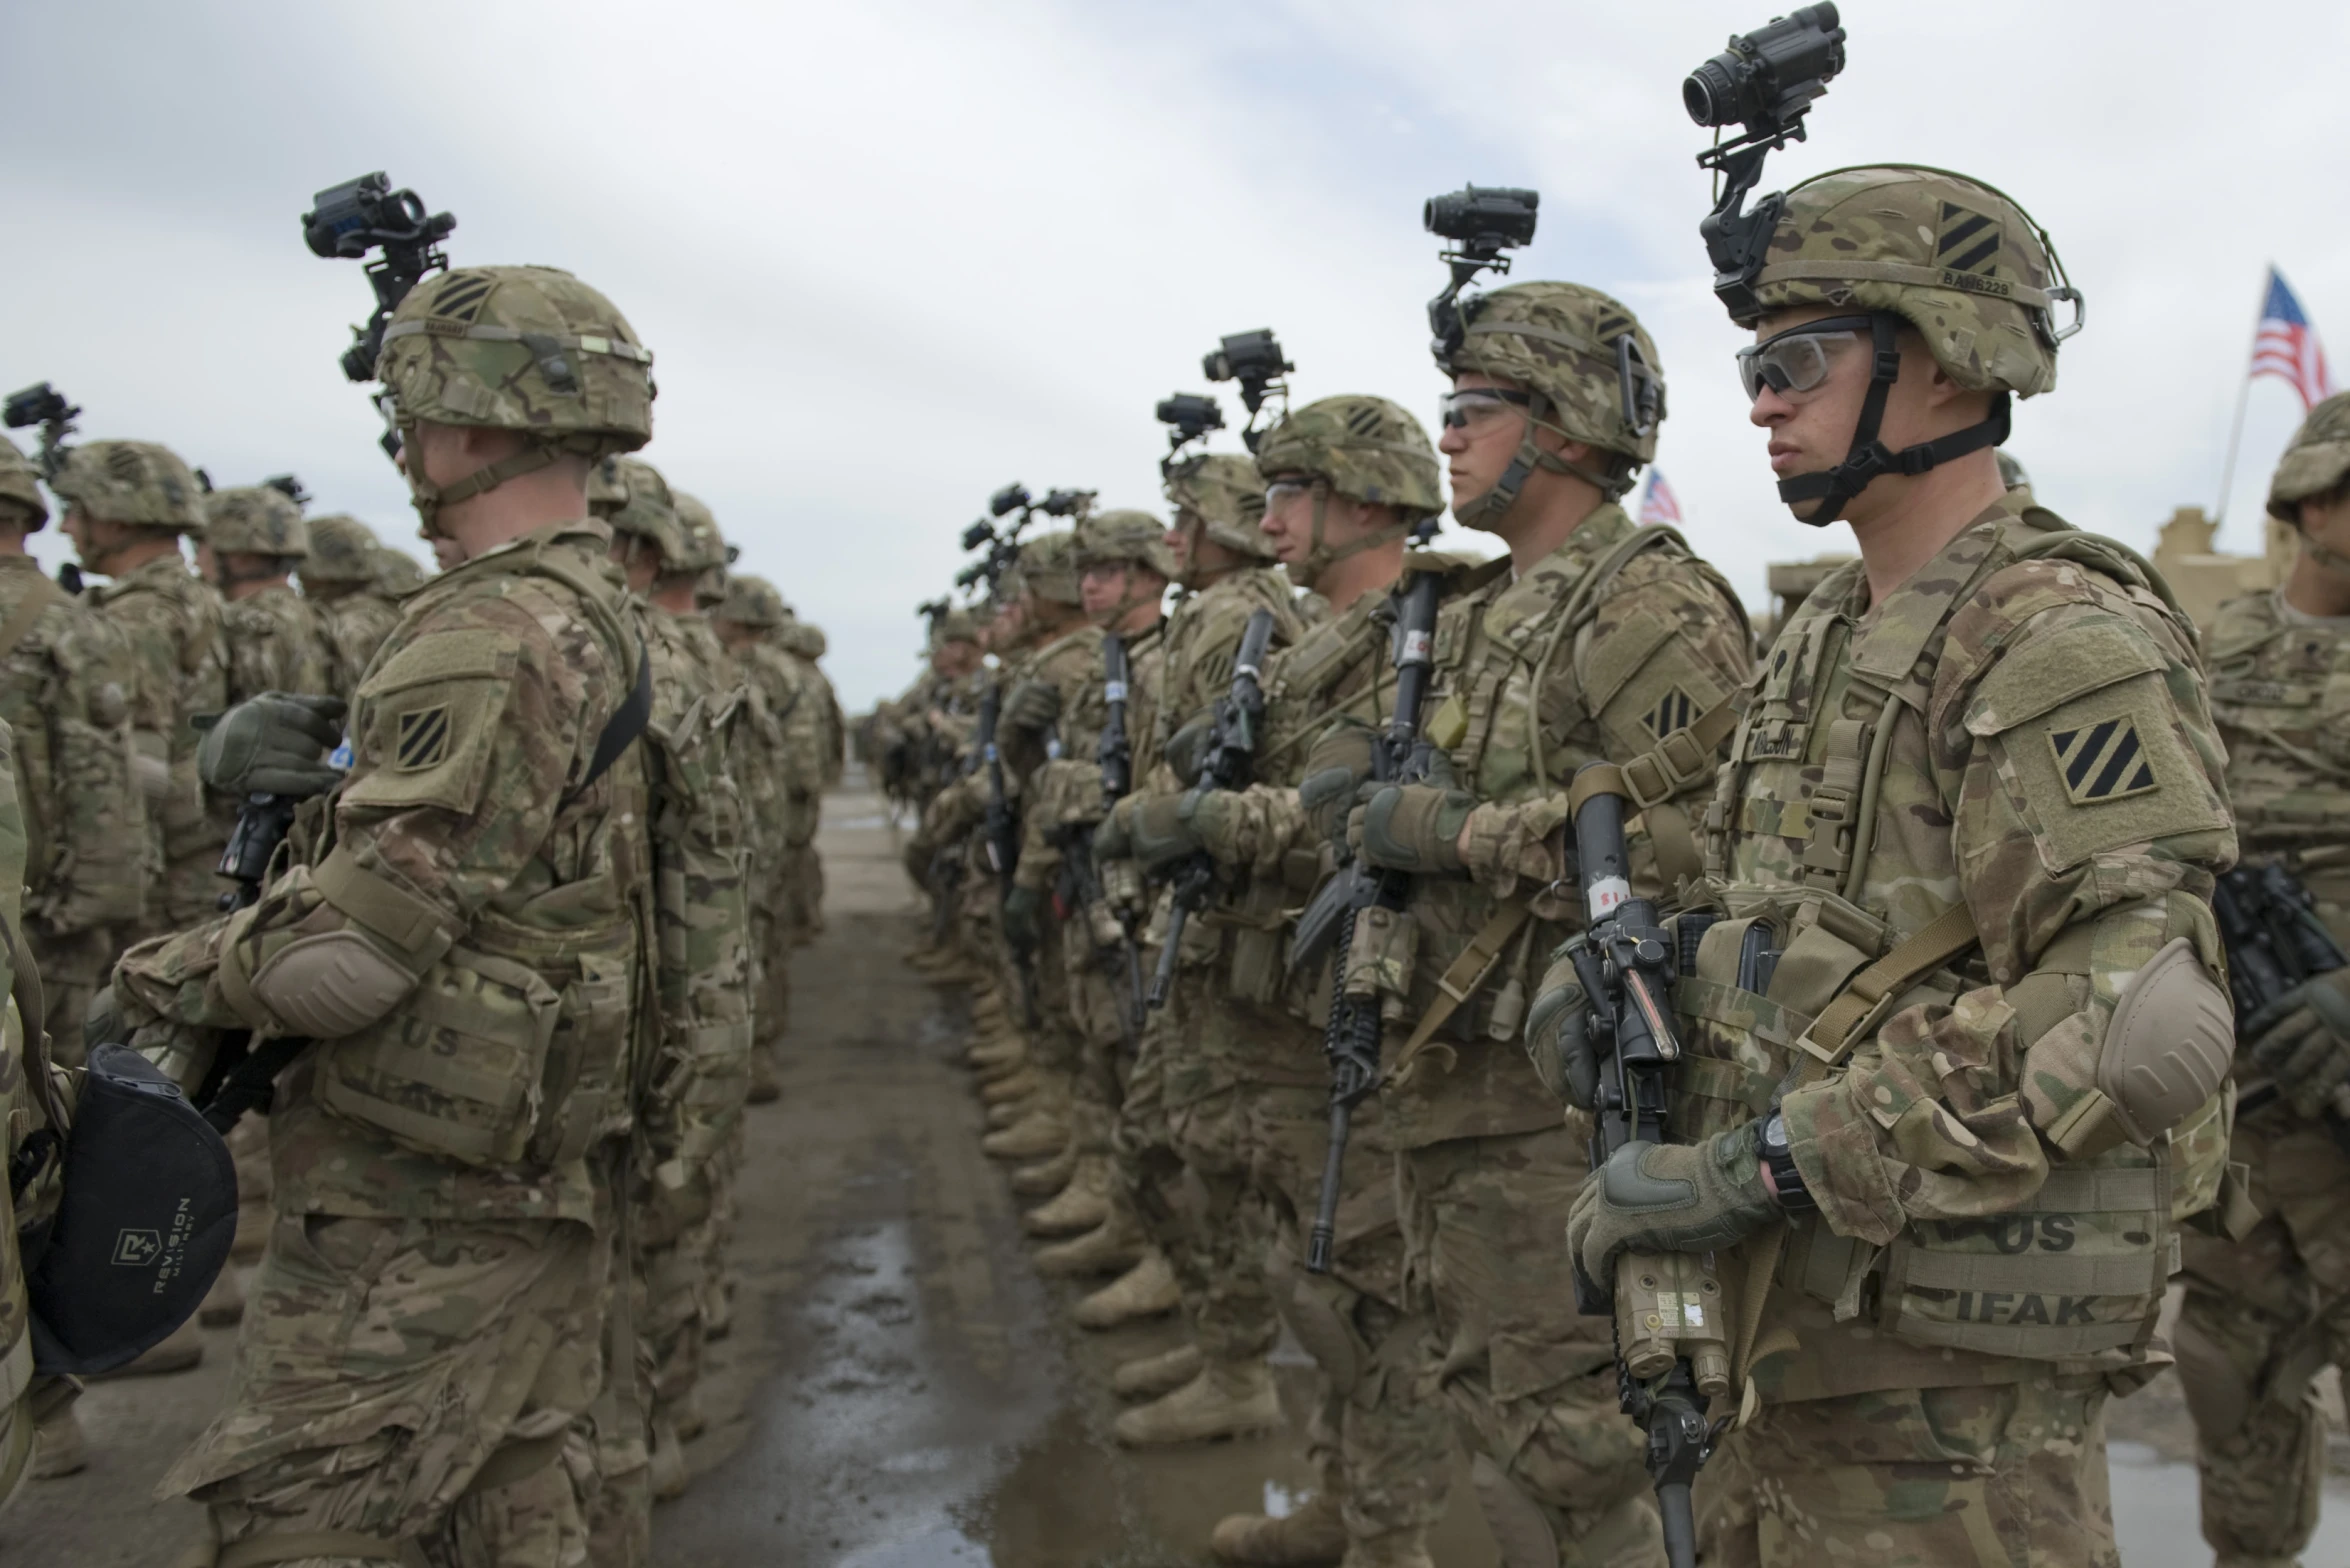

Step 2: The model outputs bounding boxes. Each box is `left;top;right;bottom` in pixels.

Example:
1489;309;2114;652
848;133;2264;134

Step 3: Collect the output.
27;922;116;1069
163;1212;606;1568
1397;1128;1662;1568
1059;912;1132;1160
1697;1374;2117;1567
1247;1076;1451;1543
1116;978;1277;1365
2176;1114;2350;1565
749;902;791;1051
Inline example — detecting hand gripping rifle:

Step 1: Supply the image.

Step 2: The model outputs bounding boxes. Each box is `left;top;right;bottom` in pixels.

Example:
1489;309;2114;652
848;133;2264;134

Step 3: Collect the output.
1562;764;1726;1568
1305;570;1442;1274
1148;608;1275;1010
2216;860;2350;1147
1094;633;1147;1031
977;680;1039;1027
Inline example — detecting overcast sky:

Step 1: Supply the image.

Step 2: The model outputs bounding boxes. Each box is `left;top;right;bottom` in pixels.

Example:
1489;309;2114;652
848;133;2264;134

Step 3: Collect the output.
5;1;2346;708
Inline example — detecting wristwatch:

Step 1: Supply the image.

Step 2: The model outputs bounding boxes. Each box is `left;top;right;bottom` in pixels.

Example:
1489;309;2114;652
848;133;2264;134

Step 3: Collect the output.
1759;1111;1817;1214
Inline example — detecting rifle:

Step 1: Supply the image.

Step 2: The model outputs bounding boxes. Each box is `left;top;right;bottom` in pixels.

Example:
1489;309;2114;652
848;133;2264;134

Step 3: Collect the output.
978;680;1039;1028
1095;632;1147;1032
2216;860;2350;1144
1562;764;1724;1568
1147;608;1276;1010
1305;571;1442;1274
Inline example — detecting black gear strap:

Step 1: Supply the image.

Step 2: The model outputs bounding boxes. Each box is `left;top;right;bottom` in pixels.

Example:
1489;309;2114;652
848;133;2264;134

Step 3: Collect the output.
1775;314;2013;527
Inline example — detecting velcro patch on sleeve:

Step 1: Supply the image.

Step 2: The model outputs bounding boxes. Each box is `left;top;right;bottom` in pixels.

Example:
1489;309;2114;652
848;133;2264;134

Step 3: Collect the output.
1995;675;2226;871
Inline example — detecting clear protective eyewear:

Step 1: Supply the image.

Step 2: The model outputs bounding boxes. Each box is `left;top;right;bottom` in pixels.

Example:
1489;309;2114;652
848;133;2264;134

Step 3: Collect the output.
1436;386;1535;430
1735;315;1875;403
1264;479;1319;511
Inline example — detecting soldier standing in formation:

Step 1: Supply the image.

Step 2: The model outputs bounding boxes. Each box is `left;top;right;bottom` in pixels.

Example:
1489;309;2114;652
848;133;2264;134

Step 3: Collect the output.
203;484;333;706
300;512;407;701
2182;389;2350;1568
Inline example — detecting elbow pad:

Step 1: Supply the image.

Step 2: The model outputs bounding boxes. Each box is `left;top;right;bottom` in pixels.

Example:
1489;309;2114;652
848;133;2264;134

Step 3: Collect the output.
2097;936;2233;1147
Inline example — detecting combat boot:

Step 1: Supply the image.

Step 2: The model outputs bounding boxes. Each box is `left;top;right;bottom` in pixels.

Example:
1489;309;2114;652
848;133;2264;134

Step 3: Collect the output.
1209;1492;1347;1566
1033;1211;1144;1277
1336;1531;1432;1568
1112;1359;1282;1447
1009;1143;1077;1199
747;1045;782;1105
1023;1157;1112;1237
1074;1248;1180;1330
670;1387;706;1441
30;1402;86;1479
982;1105;1069;1162
981;1067;1040;1107
88;1317;203;1379
968;1034;1026;1073
649;1417;690;1502
1113;1343;1201;1399
198;1260;245;1327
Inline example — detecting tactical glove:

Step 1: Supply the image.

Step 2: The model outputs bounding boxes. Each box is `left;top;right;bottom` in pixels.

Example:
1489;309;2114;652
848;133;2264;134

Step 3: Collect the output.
1002;679;1060;733
1523;945;1597;1109
1352;782;1477;875
1298;723;1376;848
1565;1120;1778;1288
1163;711;1217;789
1092;796;1138;863
197;693;348;799
2248;967;2350;1121
1126;788;1245;872
1002;884;1044;953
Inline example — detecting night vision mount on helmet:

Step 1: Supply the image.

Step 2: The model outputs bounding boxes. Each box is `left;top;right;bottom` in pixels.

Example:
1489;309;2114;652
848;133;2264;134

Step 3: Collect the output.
1202;329;1293;453
1423;183;1538;364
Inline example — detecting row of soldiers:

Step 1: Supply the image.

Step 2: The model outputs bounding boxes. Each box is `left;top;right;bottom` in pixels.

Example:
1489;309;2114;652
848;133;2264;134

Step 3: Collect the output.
885;161;2350;1568
0;258;845;1565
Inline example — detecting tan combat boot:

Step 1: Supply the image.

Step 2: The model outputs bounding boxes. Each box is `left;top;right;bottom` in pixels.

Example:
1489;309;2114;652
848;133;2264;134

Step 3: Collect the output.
1009;1143;1077;1199
1074;1248;1181;1330
981;1068;1040;1108
1113;1358;1282;1447
968;1033;1026;1073
1113;1342;1202;1399
1209;1492;1348;1566
30;1402;86;1479
649;1417;690;1502
747;1045;782;1105
1033;1211;1144;1278
1336;1533;1433;1568
1024;1157;1112;1237
982;1105;1070;1162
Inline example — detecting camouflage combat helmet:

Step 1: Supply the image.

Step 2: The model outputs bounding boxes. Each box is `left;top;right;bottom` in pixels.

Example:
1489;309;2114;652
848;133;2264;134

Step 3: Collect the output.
1075;508;1180;580
603;456;689;565
717;572;788;629
1162;453;1272;567
204;485;310;558
373;548;426;594
302;514;380;585
0;433;48;530
931;607;982;646
668;491;730;574
2267;391;2350;525
376;264;655;531
1255;395;1441;586
1440;281;1665;517
49;440;206;532
779;620;827;659
1016;531;1083;606
1727;166;2080;526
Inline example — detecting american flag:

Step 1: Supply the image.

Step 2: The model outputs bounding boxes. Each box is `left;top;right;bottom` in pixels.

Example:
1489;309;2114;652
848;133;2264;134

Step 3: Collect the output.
2251;267;2335;411
1638;469;1683;527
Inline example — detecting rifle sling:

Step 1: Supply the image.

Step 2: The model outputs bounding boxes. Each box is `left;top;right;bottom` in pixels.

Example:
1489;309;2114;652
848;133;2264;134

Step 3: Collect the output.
1385;902;1531;1084
1794;903;1980;1076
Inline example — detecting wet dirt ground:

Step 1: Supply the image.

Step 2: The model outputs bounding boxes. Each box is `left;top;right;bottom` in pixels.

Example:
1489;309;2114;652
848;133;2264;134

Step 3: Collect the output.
12;775;2350;1566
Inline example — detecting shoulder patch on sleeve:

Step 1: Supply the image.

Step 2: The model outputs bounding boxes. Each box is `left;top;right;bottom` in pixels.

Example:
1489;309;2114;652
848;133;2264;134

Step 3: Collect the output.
344;626;524;813
1962;619;2164;736
355;627;523;700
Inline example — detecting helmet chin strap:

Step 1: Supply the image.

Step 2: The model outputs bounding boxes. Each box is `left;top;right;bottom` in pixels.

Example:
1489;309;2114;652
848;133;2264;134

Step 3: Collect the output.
1776;313;2012;528
402;424;560;539
1451;395;1624;531
1295;483;1411;590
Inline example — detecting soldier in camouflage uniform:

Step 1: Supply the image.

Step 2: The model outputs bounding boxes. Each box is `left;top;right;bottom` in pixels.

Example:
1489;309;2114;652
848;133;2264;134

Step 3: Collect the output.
1099;398;1470;1558
205;485;333;703
897;611;988;967
1010;511;1173;1278
713;573;824;1101
373;546;428;595
981;531;1105;1188
301;514;407;702
0;436;145;1061
120;262;661;1567
2179;390;2350;1568
1538;167;2235;1566
54;439;227;938
597;456;753;1522
1076;455;1300;1355
775;613;842;940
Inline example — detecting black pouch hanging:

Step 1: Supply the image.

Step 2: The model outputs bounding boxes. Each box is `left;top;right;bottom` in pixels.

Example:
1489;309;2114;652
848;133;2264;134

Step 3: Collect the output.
23;1043;238;1375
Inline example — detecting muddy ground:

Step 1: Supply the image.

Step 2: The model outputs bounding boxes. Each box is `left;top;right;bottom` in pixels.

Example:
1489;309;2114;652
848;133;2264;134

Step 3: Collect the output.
11;775;2350;1566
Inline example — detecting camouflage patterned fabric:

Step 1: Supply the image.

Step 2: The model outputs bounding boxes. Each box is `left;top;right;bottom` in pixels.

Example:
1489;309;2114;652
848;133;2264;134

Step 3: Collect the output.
2267;389;2350;521
1441;280;1665;472
86;550;229;934
0;435;44;527
204;486;309;560
2176;583;2350;1565
0;555;145;1059
1163;452;1274;565
719;607;825;1055
302;516;408;700
221;584;332;702
135;516;654;1565
1254;397;1444;518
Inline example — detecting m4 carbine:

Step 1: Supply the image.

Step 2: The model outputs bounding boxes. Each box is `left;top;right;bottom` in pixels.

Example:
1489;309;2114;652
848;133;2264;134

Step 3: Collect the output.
1148;609;1276;1010
2217;859;2350;1146
1092;632;1146;1032
1305;570;1441;1274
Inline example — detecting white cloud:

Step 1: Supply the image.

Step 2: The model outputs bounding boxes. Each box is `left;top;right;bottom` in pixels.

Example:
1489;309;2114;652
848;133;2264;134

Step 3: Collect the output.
5;0;2347;705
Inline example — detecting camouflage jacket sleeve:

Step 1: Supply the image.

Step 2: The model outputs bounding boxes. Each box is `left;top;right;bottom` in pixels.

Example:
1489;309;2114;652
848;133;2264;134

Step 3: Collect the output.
1782;562;2237;1246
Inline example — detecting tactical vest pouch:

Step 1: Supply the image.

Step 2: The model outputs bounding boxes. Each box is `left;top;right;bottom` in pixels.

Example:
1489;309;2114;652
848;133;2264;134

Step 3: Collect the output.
520;917;640;1168
26;1044;235;1376
316;942;561;1166
1342;906;1417;1024
1215;878;1292;1006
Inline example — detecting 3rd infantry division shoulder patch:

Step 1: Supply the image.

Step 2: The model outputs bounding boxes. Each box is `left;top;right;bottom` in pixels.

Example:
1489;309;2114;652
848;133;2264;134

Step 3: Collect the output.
395;704;452;771
1644;687;1697;739
2048;718;2157;805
